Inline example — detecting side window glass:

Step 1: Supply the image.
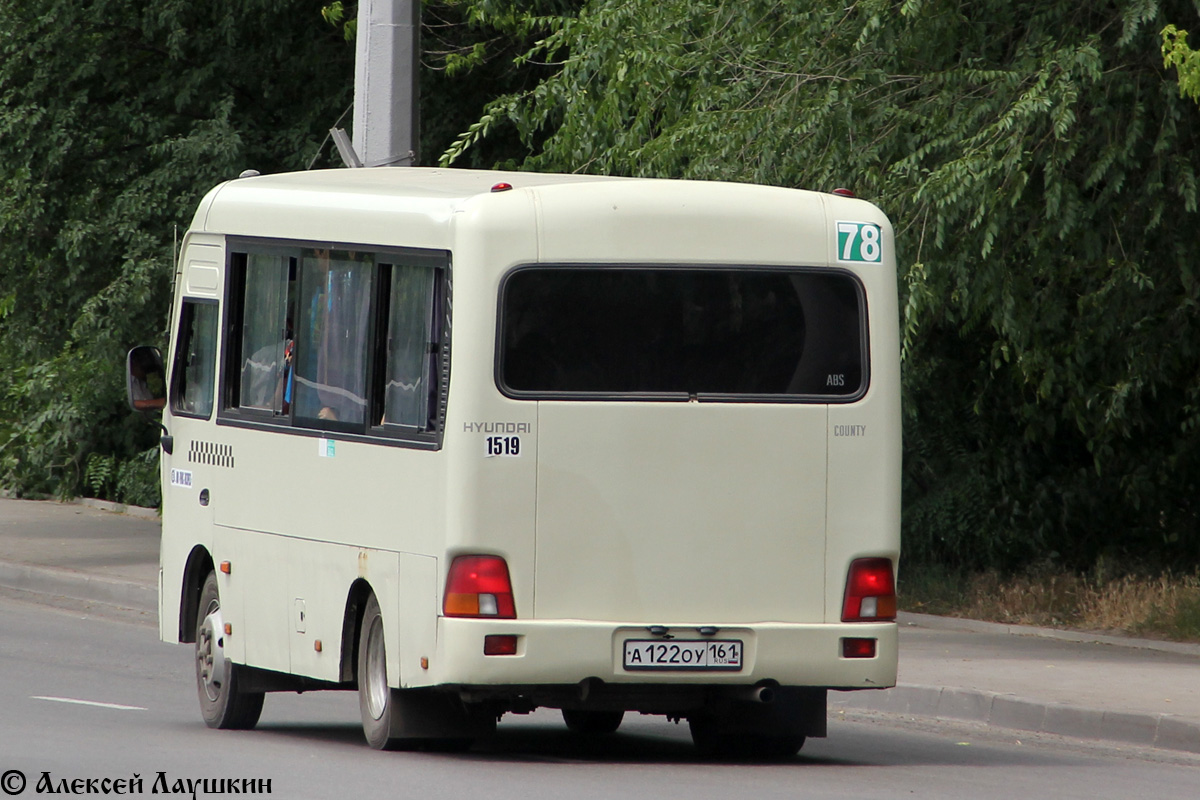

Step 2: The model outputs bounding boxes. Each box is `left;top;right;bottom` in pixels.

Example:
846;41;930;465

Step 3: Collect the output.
171;300;219;418
292;249;372;427
239;253;293;413
378;263;437;429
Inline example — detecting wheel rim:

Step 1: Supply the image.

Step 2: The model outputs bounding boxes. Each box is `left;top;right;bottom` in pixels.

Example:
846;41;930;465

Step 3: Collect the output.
364;615;388;721
196;598;225;703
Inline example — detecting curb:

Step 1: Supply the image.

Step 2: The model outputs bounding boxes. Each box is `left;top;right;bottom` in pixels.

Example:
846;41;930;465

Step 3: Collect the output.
74;497;161;521
832;683;1200;754
0;559;156;616
899;611;1200;658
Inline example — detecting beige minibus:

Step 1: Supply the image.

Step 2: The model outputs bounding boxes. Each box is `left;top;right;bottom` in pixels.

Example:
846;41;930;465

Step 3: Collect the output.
128;167;901;758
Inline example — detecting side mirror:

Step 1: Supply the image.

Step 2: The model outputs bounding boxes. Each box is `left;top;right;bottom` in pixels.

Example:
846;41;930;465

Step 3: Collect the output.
126;345;166;414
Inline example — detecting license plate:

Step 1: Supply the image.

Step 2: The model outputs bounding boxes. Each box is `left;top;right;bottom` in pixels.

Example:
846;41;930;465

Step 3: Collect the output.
622;639;744;671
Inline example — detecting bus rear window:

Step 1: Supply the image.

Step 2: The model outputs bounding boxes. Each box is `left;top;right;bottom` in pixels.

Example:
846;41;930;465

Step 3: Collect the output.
499;267;866;400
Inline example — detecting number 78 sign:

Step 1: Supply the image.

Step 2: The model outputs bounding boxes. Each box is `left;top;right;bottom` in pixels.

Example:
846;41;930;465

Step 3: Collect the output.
836;221;883;263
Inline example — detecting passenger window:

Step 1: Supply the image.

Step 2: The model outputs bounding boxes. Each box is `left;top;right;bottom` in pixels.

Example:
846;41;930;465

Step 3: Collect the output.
221;240;450;445
375;262;438;429
171;300;219;418
238;253;294;413
292;249;373;428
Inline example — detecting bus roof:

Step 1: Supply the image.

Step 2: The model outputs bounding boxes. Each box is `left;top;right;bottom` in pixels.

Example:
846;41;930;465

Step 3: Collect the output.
191;167;888;265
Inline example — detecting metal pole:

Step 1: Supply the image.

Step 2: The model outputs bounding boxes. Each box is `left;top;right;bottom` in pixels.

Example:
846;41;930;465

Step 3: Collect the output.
352;0;420;167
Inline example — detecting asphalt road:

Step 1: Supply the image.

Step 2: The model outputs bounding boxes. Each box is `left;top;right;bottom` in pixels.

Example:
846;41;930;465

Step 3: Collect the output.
1;595;1197;800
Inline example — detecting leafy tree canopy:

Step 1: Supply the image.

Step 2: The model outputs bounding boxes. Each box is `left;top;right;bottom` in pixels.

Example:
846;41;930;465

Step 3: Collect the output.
0;0;354;502
0;0;570;503
449;0;1200;570
1163;23;1200;101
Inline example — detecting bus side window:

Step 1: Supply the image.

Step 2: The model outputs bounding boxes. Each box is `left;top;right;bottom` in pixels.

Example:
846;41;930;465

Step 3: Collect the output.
171;300;219;419
238;253;294;414
292;249;373;428
375;262;438;430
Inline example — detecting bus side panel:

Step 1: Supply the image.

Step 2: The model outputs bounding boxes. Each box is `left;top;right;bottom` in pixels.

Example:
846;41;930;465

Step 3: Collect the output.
440;193;542;618
288;541;398;683
397;553;438;688
214;527;289;674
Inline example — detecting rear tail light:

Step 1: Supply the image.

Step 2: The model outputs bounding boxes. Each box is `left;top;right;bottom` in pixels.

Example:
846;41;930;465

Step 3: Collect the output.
842;558;897;622
443;555;516;618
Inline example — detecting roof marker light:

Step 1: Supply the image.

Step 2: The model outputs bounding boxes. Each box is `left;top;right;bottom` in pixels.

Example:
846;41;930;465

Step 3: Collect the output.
491;182;514;193
832;187;856;198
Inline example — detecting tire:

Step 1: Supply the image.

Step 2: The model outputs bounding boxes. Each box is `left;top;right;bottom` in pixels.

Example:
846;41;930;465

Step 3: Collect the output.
195;571;264;730
562;709;625;735
688;718;804;761
358;593;400;750
357;593;491;751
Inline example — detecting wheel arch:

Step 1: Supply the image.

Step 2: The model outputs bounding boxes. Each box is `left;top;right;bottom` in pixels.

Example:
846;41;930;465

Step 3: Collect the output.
179;546;215;643
340;578;375;684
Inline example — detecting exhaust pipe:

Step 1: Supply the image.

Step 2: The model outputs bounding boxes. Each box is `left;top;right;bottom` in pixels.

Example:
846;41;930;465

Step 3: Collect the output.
731;685;775;704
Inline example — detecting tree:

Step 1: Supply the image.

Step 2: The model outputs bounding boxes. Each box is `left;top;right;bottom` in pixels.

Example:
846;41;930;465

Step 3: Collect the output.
1163;23;1200;101
448;0;1200;570
0;0;354;502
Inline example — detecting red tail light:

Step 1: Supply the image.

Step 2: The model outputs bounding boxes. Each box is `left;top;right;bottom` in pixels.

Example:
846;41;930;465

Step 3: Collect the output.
443;555;516;618
483;634;519;655
842;558;897;622
841;637;877;659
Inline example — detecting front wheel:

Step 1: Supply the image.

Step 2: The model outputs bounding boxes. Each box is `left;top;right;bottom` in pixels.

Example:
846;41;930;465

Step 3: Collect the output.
195;572;264;730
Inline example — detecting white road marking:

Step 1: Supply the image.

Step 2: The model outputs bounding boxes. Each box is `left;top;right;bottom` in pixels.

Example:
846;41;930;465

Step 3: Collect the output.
32;696;146;711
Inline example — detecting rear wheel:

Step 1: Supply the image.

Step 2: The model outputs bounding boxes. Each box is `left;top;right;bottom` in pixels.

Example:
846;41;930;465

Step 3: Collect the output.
562;709;625;735
358;593;403;750
195;572;264;730
358;593;485;751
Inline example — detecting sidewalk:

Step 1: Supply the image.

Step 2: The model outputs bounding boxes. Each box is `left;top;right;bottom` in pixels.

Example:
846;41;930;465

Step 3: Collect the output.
1;496;1198;754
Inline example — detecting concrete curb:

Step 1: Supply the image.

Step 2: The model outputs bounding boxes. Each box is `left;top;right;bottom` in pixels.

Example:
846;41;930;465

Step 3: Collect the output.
0;559;156;616
74;497;161;521
899;611;1200;658
832;683;1200;754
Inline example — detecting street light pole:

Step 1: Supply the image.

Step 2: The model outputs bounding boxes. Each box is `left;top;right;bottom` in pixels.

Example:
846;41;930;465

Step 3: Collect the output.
352;0;420;167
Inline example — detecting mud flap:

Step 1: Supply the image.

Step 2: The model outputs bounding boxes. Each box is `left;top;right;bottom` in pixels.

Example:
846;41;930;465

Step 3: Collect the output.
385;689;497;741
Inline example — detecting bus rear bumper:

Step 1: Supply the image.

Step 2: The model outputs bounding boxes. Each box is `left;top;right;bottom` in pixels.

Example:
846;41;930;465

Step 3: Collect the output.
424;618;897;693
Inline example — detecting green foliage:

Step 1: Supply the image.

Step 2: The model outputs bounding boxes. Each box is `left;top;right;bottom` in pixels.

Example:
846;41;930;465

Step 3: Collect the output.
451;0;1200;570
317;1;580;168
85;447;160;508
0;0;353;503
322;1;358;41
423;0;585;169
1163;24;1200;102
